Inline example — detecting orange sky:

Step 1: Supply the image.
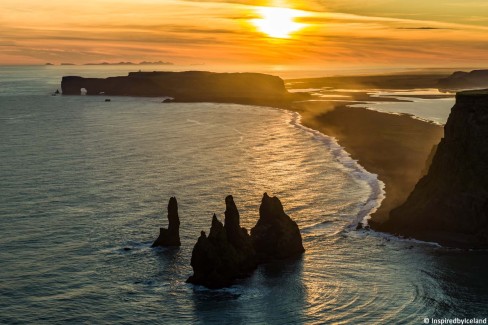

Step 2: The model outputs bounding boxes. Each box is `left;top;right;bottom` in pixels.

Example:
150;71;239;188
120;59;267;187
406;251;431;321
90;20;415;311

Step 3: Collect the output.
1;0;488;69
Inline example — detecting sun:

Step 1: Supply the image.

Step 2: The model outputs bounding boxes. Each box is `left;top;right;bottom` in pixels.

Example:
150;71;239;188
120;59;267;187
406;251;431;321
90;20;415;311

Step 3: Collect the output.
251;7;307;39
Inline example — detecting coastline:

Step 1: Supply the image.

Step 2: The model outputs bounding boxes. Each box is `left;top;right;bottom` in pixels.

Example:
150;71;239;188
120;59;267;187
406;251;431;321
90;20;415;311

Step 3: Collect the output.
288;100;444;224
288;110;386;225
58;70;447;227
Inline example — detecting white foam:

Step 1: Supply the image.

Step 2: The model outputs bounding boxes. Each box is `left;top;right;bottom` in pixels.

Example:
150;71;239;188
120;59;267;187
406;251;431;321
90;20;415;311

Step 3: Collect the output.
351;228;443;248
286;110;386;226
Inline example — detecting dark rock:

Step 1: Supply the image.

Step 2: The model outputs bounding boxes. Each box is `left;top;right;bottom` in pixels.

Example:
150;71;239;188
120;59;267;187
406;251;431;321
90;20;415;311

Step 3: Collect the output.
123;247;131;251
152;197;181;247
251;193;305;263
223;195;257;272
375;90;488;248
187;214;256;288
186;196;257;288
187;194;305;288
356;222;363;230
61;71;298;107
105;98;111;102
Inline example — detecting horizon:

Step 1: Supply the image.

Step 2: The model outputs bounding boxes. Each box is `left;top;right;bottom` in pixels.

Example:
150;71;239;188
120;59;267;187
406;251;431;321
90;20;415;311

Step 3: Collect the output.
1;0;488;70
1;64;479;80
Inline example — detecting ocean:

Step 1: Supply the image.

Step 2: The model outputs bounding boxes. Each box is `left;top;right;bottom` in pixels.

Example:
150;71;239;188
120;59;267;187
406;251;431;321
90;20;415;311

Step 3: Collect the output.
0;66;487;324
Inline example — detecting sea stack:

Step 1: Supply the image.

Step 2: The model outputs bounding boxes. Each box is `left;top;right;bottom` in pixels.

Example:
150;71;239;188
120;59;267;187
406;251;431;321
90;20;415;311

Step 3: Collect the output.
186;196;257;288
376;90;488;248
187;194;304;288
151;197;181;247
223;195;257;271
251;193;305;262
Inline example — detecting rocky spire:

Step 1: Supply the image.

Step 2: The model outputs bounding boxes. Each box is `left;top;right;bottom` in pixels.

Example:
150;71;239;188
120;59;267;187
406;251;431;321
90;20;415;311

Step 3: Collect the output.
224;195;240;235
187;193;305;288
187;197;257;288
251;193;305;262
151;197;181;247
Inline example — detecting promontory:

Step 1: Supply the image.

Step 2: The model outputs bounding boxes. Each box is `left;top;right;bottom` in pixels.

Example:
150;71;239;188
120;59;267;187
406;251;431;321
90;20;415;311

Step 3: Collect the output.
61;71;300;106
372;90;488;248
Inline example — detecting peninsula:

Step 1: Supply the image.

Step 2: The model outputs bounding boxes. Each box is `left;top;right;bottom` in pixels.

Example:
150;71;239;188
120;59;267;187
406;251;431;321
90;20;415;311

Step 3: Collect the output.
61;71;300;107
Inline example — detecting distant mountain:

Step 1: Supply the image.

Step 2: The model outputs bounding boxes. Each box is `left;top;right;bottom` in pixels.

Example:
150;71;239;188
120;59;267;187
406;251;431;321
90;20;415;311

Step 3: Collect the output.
438;70;488;91
138;61;173;65
83;61;173;66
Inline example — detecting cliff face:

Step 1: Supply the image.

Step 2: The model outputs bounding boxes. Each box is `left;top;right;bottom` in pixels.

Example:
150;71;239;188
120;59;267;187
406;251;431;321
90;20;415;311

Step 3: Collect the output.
438;70;488;91
61;71;294;106
378;90;488;248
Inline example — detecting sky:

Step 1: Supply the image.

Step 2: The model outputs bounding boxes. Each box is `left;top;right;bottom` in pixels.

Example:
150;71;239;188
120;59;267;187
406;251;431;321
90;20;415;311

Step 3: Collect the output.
1;0;488;70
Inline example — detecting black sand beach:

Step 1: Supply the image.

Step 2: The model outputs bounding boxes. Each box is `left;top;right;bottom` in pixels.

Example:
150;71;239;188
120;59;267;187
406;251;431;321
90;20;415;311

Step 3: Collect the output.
293;102;443;223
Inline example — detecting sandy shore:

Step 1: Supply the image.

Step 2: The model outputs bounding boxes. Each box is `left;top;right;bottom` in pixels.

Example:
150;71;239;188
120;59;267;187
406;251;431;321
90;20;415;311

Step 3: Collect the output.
289;99;444;223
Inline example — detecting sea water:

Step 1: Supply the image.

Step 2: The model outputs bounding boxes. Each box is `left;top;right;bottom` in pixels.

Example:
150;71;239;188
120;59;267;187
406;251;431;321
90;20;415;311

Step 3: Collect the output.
351;89;455;125
0;66;487;324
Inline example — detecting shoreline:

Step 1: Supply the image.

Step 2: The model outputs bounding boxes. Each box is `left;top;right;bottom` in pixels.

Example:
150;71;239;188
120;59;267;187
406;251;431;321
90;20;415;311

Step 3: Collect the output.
58;70;447;228
288;100;444;225
67;93;444;228
288;110;386;225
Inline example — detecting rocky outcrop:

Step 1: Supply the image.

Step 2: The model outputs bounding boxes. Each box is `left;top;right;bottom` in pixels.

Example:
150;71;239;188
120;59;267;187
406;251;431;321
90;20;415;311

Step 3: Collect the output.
61;71;298;106
251;193;305;262
186;195;257;288
151;197;181;247
223;195;257;268
187;194;304;288
438;70;488;92
376;90;488;248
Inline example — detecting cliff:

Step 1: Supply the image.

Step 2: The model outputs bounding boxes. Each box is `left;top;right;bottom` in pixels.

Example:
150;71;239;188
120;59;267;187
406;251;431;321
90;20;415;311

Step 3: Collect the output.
152;197;181;247
375;90;488;248
438;70;488;92
61;71;297;106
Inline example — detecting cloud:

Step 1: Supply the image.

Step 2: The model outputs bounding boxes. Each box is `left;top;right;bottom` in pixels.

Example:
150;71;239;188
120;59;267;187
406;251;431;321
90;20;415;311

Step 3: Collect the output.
1;0;488;66
396;27;451;30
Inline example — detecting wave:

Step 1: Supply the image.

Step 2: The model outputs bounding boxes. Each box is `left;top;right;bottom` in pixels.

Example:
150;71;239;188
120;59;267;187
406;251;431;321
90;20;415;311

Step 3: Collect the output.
285;110;385;226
